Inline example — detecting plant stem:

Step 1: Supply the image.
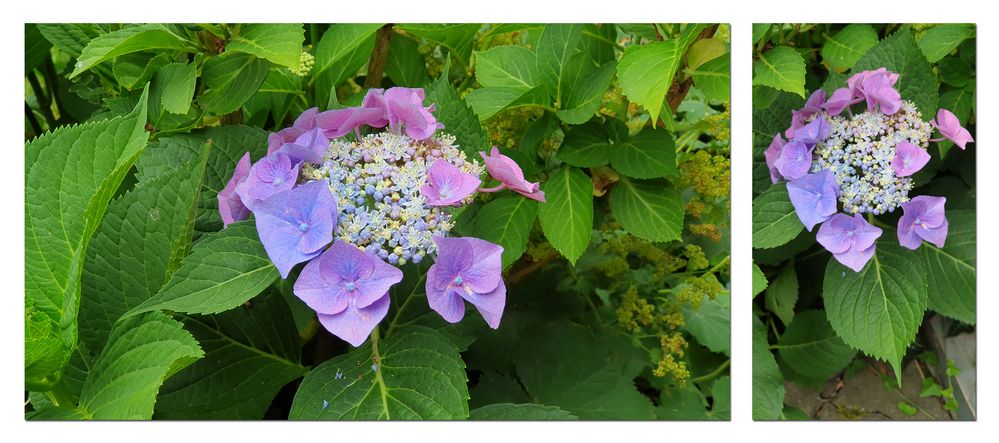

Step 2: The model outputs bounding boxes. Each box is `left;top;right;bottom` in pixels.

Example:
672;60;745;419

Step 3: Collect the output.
369;327;392;419
689;359;730;384
385;274;426;337
46;380;76;409
363;24;395;89
703;255;730;276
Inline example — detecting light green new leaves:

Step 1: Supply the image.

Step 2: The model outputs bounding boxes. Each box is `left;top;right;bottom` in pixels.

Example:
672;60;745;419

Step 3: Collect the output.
776;310;856;382
25;87;149;389
467;196;539;269
125;222;278;317
199;53;270;114
467;45;549;121
538;166;593;265
617;39;682;126
150;62;197;117
753;46;806;98
79;312;203;419
752;314;784;420
311;24;382;103
70;24;197;78
470;403;577;420
610;177;684;243
226;24;305;68
917;24;975;63
682;293;730;356
690;55;730;102
765;263;798;326
752;183;803;249
536;23;582;103
823;241;927;383
854;29;939;116
290;326;469;420
922;210;975;324
752;262;768;297
821;24;878;71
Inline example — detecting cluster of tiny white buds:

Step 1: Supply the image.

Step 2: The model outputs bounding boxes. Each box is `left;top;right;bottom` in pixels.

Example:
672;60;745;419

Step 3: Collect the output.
292;51;315;78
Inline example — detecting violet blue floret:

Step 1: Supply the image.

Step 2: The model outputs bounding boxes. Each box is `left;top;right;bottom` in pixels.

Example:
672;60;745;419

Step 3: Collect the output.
891;140;930;177
479;147;546;202
294;239;403;346
787;169;840;232
764;133;786;184
420;159;482;207
774;141;813;181
314;106;385;139
426;236;506;329
792;118;830;146
383;87;445;140
929;109;975;150
816;212;883;272
218;152;252;227
848;68;901;115
897;196;948;250
267;107;319;154
822;87;860;116
253;181;337;278
276;127;330;164
801;89;826;116
236;151;301;210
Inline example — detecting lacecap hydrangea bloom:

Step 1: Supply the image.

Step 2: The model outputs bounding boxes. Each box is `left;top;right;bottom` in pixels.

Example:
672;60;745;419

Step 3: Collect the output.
765;67;973;271
218;87;545;345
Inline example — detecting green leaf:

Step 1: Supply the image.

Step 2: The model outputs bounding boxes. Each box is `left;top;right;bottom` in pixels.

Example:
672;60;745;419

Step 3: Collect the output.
538;166;593;265
656;384;708;420
823;241;928;383
396;24;480;66
70;24;197;78
124;221;279;318
776;310;857;382
469;403;578;420
609;177;684;243
385;34;430;87
557;120;614;167
466;85;549;121
938;57;971;88
25;24;53;75
555;60;617;124
854;29;940;116
474;45;540;90
752;24;770;45
199;53;270;114
752;183;803;249
690;55;730;101
226;24;304;68
917;24;975;63
155;290;306;419
686;38;726;71
112;52;171;91
753;46;806;98
289;326;469;420
78;311;203;419
682;293;730;356
821;24;878;71
37;24;95;58
467;196;539;269
922;210;975;324
150;62;197;117
752;262;768;297
311;24;381;103
25;87;149;389
78;141;210;363
764;263;798;326
514;322;655;419
752;314;784;420
425;57;489;155
536;23;582;103
617;39;682;127
611;127;677;179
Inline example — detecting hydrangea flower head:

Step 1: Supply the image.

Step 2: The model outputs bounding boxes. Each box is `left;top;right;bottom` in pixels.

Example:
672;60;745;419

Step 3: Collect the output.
774;141;813;181
236;151;301;210
787;169;839;232
765;133;786;184
426;236;505;329
294;239;402;346
897;195;948;250
420;159;482;207
817;213;882;271
891;140;930;177
218;152;252;227
268;107;319;154
253;180;337;278
479;147;546;202
930;109;975;150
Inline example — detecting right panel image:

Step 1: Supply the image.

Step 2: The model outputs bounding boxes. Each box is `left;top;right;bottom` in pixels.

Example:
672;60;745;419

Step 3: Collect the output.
750;23;976;421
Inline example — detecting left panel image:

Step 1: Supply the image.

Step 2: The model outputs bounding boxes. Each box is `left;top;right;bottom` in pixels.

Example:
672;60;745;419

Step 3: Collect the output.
24;23;730;420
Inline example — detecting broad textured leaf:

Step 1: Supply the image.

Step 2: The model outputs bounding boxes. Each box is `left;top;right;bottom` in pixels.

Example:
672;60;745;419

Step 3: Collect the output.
124;222;279;317
79;142;210;362
199;53;270;114
78;311;203;419
70;24;196;78
26;405;88;420
752;183;803;249
514;322;655;419
536;23;582;103
467;196;539;269
311;24;381;103
657;384;708;420
226;24;304;68
25;24;53;74
690;55;730;101
470;403;577;420
556;120;613;167
776;310;856;381
752;314;784;420
466;85;549;121
682;293;730;356
616;39;682;127
150;62;197;117
425;57;489;155
823;241;927;383
538;166;593;265
854;29;939;116
609;177;684;243
610;127;677;179
156;291;306;419
764;263;797;325
25;87;149;388
821;24;878;71
385;34;431;87
37;24;95;58
753;46;806;98
289;326;469;420
396;24;480;65
113;52;171;91
555;60;616;124
686;38;726;71
752;262;768;297
922;210;975;324
474;45;539;90
917;24;975;63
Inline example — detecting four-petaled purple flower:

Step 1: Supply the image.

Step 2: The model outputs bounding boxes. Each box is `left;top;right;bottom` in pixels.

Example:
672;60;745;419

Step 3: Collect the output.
897;196;948;250
314;106;386;139
253;181;337;278
848;68;901;115
792;118;830;146
801;89;826;116
930;109;975;150
787;169;839;232
275;127;330;165
478;147;546;202
294;239;403;346
426;236;506;329
817;213;883;272
218;152;252;227
774;141;813;181
891;140;930;177
268;107;319;154
420;159;482;207
765;133;786;184
236;152;301;210
822;87;860;116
